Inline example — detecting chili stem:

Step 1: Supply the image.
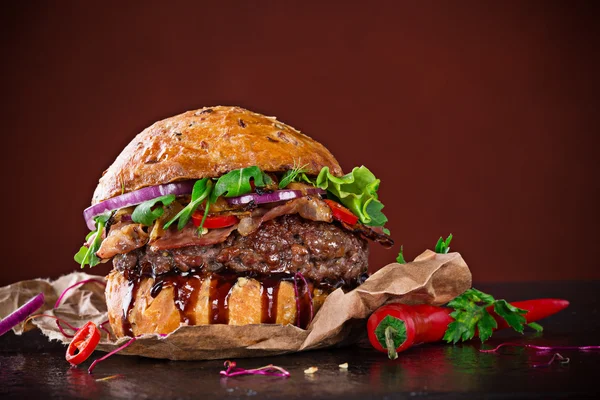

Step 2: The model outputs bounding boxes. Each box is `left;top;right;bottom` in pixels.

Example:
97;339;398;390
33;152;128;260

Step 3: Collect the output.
384;326;398;360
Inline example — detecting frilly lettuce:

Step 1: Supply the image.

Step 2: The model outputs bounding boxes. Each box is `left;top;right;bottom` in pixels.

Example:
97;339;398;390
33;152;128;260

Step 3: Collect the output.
302;166;388;227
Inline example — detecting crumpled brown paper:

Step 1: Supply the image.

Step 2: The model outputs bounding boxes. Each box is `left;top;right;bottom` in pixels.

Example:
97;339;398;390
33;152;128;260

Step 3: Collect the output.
0;250;471;360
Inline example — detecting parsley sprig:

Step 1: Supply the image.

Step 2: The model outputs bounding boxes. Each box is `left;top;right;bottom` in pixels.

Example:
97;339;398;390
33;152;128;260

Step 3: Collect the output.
444;288;528;343
393;234;538;344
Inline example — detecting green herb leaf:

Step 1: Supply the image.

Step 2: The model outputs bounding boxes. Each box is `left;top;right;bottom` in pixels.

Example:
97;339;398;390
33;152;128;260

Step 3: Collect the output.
444;288;530;344
164;179;213;230
493;300;527;333
131;194;176;226
396;245;406;264
302;166;387;227
196;194;212;233
279;163;308;189
434;234;453;254
527;322;544;332
262;172;274;187
213;166;265;199
74;212;112;268
476;310;498;342
444;318;469;344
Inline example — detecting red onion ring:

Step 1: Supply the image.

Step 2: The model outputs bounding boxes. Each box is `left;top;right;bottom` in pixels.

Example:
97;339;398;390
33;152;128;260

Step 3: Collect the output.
225;188;325;206
83;181;195;230
0;293;45;336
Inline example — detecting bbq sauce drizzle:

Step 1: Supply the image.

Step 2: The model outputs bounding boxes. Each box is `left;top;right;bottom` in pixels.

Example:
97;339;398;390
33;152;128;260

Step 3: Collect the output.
121;268;363;334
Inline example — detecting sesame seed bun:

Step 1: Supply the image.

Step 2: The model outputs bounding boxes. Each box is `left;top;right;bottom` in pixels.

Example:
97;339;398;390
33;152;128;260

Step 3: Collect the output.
92;106;342;204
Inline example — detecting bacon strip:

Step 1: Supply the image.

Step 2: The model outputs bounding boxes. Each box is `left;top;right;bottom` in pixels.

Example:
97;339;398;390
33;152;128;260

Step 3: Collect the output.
340;221;395;248
149;224;237;251
237;196;332;236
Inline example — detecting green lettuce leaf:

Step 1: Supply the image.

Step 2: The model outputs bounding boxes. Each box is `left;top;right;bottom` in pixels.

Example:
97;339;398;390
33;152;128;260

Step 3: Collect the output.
303;166;387;226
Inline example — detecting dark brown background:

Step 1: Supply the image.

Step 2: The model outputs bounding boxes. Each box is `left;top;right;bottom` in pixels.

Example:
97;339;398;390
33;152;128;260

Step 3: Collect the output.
1;1;598;286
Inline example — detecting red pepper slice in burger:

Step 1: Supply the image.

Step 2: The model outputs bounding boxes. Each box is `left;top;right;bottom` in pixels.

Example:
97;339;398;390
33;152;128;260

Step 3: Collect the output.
65;321;100;366
323;199;359;226
191;213;239;229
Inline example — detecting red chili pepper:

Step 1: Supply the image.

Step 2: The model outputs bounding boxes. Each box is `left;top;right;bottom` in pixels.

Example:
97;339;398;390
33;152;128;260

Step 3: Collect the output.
65;321;100;366
191;213;239;229
367;298;569;359
323;199;359;225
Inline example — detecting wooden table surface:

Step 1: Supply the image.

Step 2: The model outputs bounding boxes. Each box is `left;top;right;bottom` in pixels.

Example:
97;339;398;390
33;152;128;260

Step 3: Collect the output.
1;281;598;399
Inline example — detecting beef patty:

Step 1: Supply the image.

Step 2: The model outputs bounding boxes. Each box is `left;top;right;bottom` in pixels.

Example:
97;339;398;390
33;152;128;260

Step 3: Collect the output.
114;214;369;287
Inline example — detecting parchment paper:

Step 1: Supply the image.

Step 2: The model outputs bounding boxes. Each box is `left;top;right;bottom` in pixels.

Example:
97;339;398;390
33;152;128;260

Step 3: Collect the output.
0;250;471;360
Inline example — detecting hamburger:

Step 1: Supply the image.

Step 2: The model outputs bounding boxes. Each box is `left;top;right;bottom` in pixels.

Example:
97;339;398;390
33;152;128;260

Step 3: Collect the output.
75;106;393;339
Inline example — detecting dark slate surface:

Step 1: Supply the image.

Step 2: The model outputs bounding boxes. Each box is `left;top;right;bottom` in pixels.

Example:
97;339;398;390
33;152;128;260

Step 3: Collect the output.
1;281;598;399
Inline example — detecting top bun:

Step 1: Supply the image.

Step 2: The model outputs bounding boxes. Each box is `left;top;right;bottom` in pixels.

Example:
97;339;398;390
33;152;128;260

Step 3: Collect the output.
92;106;343;204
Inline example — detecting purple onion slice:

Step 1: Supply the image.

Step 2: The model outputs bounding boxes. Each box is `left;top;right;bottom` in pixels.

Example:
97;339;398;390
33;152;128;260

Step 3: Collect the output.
0;293;45;336
83;181;195;230
225;188;325;206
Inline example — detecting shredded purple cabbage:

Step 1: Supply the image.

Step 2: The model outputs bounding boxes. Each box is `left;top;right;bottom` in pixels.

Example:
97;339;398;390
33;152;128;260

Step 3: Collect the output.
532;353;570;368
54;279;106;309
56;320;77;338
220;360;290;377
480;342;600;353
480;342;599;368
88;337;137;374
24;314;79;338
98;320;112;337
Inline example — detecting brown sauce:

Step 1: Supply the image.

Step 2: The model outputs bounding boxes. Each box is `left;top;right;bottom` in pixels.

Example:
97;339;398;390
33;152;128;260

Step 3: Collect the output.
209;274;234;324
295;279;314;329
173;275;202;325
260;278;280;324
124;269;357;329
121;278;140;336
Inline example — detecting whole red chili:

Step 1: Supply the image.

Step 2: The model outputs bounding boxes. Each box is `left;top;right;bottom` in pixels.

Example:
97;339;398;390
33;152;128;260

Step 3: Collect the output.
368;298;569;359
66;321;100;366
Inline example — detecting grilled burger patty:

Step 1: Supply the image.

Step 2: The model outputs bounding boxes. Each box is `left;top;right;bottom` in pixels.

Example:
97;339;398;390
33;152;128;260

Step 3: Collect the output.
114;214;369;287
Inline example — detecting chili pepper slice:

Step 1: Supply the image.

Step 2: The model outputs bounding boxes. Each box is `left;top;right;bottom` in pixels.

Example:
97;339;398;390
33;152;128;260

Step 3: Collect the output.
323;199;359;225
65;321;100;366
191;213;239;229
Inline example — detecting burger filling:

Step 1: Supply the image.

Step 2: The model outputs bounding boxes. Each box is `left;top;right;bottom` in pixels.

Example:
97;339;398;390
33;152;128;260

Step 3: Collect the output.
114;214;369;288
76;165;394;291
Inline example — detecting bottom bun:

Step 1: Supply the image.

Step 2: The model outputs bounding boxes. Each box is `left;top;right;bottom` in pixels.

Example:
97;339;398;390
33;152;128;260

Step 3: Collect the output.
105;270;329;338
